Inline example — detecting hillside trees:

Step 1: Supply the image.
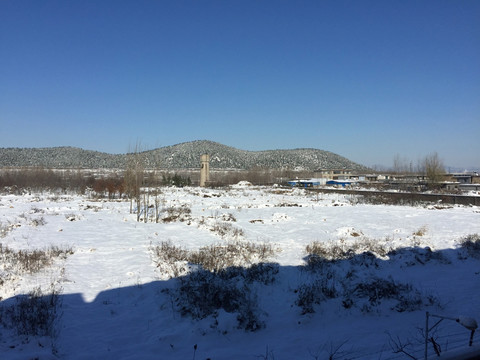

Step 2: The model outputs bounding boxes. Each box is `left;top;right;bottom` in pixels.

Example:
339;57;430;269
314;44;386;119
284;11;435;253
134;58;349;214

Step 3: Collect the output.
161;173;192;187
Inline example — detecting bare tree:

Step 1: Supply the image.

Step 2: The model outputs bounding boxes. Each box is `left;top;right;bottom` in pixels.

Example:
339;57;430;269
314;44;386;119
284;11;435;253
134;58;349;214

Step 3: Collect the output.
423;152;445;184
125;142;146;221
149;148;163;223
393;154;410;174
124;142;164;223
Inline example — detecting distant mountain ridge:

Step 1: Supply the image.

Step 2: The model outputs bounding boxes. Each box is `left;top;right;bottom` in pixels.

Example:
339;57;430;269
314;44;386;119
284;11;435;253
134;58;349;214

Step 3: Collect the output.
0;140;368;171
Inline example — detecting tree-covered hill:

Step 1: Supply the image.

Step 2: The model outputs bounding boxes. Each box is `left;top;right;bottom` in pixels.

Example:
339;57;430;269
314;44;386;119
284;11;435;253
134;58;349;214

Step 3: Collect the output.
0;140;368;171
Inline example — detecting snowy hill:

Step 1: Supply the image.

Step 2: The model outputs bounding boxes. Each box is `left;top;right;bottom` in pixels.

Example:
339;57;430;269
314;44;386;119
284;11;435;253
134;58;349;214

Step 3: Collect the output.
0;146;123;169
0;140;368;171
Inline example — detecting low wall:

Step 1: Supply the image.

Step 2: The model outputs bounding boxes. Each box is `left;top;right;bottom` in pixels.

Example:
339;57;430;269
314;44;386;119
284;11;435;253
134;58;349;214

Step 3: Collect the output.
308;188;480;206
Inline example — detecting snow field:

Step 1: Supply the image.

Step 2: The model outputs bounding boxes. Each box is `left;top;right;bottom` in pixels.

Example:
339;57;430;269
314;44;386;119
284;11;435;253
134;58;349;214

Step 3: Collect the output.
1;185;480;359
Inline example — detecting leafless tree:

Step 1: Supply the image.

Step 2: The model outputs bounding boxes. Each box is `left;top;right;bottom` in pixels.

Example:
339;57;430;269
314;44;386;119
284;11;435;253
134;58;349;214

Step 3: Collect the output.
393;154;410;174
149;148;163;223
423;152;445;184
125;142;146;221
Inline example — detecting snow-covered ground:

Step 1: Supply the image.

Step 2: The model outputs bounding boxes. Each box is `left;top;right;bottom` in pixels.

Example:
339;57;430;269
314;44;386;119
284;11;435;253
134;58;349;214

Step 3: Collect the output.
1;185;479;359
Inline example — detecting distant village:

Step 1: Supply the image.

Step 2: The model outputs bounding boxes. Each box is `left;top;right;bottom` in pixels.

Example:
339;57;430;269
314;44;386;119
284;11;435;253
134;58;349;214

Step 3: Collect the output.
287;168;480;193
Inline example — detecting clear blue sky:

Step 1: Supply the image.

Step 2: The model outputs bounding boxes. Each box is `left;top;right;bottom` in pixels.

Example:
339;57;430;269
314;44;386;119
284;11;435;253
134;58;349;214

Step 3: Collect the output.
1;0;479;169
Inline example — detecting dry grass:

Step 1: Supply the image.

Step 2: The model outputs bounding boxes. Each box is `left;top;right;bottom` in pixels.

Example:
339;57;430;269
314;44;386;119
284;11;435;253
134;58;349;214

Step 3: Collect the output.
210;221;245;239
0;221;13;238
413;226;428;237
156;240;278;331
458;233;480;258
189;241;274;272
0;284;61;337
152;240;276;275
0;244;74;275
305;237;391;268
161;205;192;223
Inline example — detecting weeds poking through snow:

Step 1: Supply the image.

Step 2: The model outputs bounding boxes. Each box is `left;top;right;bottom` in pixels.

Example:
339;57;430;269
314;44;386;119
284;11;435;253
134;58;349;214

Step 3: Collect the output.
153;240;278;331
161;205;192;223
171;268;267;331
458;233;480;259
1;283;62;338
151;240;276;276
189;241;275;272
305;237;391;268
352;277;439;313
295;274;338;314
196;211;246;239
30;216;47;227
150;241;190;278
221;212;237;222
0;221;12;238
258;345;275;360
298;239;443;315
413;225;428;237
210;221;245;239
0;244;74;275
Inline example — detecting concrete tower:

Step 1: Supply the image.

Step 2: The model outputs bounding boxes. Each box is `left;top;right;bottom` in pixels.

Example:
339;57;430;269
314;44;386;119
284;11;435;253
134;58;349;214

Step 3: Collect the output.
200;154;210;187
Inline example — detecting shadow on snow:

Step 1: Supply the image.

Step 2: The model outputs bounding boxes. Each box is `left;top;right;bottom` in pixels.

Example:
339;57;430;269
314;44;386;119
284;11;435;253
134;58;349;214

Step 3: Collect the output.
1;245;479;360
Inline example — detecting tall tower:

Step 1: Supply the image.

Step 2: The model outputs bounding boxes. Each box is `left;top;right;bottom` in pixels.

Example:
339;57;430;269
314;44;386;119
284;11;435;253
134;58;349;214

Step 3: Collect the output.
200;154;210;187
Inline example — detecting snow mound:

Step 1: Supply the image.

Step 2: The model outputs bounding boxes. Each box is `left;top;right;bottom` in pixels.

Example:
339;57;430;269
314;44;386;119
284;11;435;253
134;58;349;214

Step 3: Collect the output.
230;181;253;188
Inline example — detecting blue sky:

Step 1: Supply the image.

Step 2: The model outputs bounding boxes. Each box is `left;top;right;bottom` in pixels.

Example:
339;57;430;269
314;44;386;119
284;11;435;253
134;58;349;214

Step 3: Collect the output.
1;1;479;169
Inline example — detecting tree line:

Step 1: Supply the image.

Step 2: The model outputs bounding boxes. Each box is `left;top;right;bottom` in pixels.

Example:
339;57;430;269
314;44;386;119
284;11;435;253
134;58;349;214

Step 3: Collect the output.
392;152;446;183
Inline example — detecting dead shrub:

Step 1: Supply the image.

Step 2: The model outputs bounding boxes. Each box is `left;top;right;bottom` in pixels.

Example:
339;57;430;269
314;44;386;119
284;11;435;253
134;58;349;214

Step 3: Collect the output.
211;221;245;239
0;284;61;337
0;244;73;275
152;240;276;276
31;216;47;227
295;270;339;314
155;242;276;331
413;226;428;237
0;222;13;238
458;233;480;259
305;241;354;265
150;241;190;278
354;237;391;258
351;276;440;313
162;205;192;223
152;241;189;263
305;238;390;269
172;268;266;331
189;241;275;272
221;213;237;222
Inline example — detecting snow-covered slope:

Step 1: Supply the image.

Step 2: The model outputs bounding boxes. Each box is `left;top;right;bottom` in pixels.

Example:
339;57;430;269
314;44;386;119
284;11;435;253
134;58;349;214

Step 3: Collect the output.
1;186;479;359
0;140;369;171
